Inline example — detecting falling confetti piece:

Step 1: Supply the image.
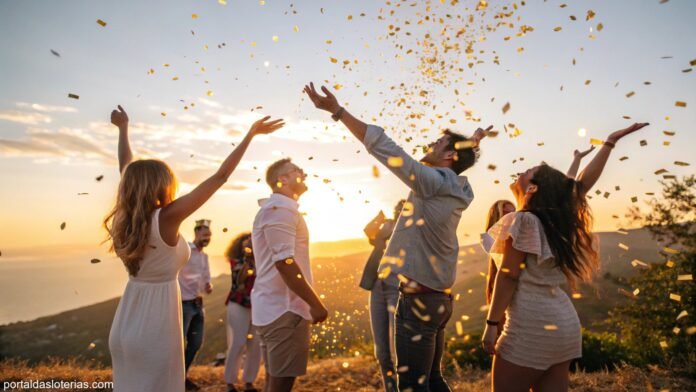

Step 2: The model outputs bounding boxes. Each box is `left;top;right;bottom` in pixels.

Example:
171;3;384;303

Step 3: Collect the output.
677;274;693;281
68;93;79;100
272;35;279;42
675;101;687;107
90;258;101;264
590;138;604;146
640;140;647;147
218;0;227;4
544;324;558;331
618;243;629;251
502;102;511;114
207;90;213;97
670;293;681;302
674;161;690;166
50;49;61;57
60;222;66;230
96;19;107;27
387;156;404;167
293;25;299;32
631;259;649;269
626;91;635;98
372;165;380;178
677;310;688;320
191;13;198;19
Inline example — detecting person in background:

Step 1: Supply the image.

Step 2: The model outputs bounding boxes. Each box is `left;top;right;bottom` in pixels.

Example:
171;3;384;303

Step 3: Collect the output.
179;219;213;391
224;232;262;392
360;199;405;392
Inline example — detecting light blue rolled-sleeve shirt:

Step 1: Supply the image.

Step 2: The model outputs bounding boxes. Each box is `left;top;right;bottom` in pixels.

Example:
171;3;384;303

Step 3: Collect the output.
363;125;475;291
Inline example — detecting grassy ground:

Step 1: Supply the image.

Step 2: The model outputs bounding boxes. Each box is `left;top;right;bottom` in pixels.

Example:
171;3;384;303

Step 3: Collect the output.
1;356;694;392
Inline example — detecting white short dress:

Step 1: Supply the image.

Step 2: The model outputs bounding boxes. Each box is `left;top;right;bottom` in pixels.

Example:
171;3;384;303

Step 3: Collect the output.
109;209;191;391
486;211;582;370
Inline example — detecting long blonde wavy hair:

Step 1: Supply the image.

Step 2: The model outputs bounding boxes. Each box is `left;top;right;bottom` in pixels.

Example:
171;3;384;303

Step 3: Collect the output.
103;159;177;276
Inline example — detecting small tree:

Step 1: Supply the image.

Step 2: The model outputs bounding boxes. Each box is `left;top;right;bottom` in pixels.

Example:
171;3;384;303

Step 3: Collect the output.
608;176;695;373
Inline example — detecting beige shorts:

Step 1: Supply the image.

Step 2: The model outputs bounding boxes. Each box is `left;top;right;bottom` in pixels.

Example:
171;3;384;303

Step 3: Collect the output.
255;311;310;378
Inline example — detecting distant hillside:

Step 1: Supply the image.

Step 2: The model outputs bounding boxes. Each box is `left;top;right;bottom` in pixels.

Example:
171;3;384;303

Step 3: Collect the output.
0;228;663;366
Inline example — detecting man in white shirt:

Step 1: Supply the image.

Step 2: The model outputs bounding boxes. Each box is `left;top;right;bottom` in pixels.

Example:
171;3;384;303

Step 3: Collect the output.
251;158;328;392
179;219;213;391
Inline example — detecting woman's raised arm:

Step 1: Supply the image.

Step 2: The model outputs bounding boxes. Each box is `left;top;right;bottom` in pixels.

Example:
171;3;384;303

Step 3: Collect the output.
110;105;132;174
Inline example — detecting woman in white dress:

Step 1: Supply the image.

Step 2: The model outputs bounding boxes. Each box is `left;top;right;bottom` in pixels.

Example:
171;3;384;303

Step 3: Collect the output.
481;122;649;392
104;105;284;392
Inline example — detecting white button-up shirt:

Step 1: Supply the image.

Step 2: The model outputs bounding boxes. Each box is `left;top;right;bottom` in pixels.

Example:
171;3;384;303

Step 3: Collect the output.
178;243;211;301
251;193;312;326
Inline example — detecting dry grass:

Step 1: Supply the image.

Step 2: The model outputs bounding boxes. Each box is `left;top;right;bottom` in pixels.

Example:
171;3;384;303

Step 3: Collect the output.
1;356;694;391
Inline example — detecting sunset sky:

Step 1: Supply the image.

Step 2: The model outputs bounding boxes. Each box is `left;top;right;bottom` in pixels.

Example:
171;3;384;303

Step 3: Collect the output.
1;0;694;261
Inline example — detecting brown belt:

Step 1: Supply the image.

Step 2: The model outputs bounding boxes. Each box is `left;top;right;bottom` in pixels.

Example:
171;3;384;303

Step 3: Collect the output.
399;281;447;295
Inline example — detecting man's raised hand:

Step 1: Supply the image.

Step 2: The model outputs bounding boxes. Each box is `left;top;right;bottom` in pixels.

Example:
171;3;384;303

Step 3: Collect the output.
303;82;341;114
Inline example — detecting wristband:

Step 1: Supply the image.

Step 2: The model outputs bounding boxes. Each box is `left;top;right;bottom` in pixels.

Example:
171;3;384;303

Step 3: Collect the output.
603;141;616;149
486;319;499;326
331;107;345;122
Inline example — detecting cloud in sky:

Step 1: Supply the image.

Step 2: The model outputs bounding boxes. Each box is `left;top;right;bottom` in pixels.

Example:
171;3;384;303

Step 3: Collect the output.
0;127;114;163
0;110;52;125
15;102;77;113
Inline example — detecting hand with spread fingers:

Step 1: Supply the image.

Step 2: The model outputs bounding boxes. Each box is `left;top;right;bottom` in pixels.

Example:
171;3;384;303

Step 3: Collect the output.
303;82;341;115
249;115;285;137
606;122;649;145
574;146;595;159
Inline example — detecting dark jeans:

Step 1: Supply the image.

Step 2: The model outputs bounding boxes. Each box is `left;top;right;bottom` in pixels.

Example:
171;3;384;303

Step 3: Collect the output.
182;298;205;373
369;281;400;392
395;292;453;392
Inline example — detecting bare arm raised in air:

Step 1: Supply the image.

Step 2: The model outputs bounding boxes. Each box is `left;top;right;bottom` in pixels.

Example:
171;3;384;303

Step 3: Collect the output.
158;116;285;244
110;105;132;173
576;122;648;197
566;146;595;179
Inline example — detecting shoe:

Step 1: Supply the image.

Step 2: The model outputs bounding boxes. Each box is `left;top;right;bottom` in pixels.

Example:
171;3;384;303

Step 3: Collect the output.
185;378;200;391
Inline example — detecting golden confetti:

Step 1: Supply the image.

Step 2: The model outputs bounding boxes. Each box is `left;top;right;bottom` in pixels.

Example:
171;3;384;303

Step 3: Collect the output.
669;293;681;302
626;91;635;98
272;35;279;42
96;19;107;27
677;274;692;281
544;324;558;331
293;25;299;32
207;90;213;97
372;165;380;178
675;101;687;107
502;102;511;114
387;156;404;167
191;13;198;19
676;310;688;320
663;247;679;254
618;243;629;251
590;138;604;146
674;161;690;166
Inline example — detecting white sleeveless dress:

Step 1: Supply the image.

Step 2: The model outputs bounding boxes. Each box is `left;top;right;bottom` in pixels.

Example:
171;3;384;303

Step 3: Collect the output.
486;211;582;370
109;209;191;391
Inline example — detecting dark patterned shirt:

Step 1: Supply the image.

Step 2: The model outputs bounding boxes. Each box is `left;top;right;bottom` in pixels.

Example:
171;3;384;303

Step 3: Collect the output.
225;257;255;308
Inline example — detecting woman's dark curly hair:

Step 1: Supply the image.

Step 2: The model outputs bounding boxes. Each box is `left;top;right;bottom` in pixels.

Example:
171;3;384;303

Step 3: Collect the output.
225;232;251;261
524;164;599;287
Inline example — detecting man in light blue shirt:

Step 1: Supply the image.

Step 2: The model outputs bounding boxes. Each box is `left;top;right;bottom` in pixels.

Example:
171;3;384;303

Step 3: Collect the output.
304;83;489;392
